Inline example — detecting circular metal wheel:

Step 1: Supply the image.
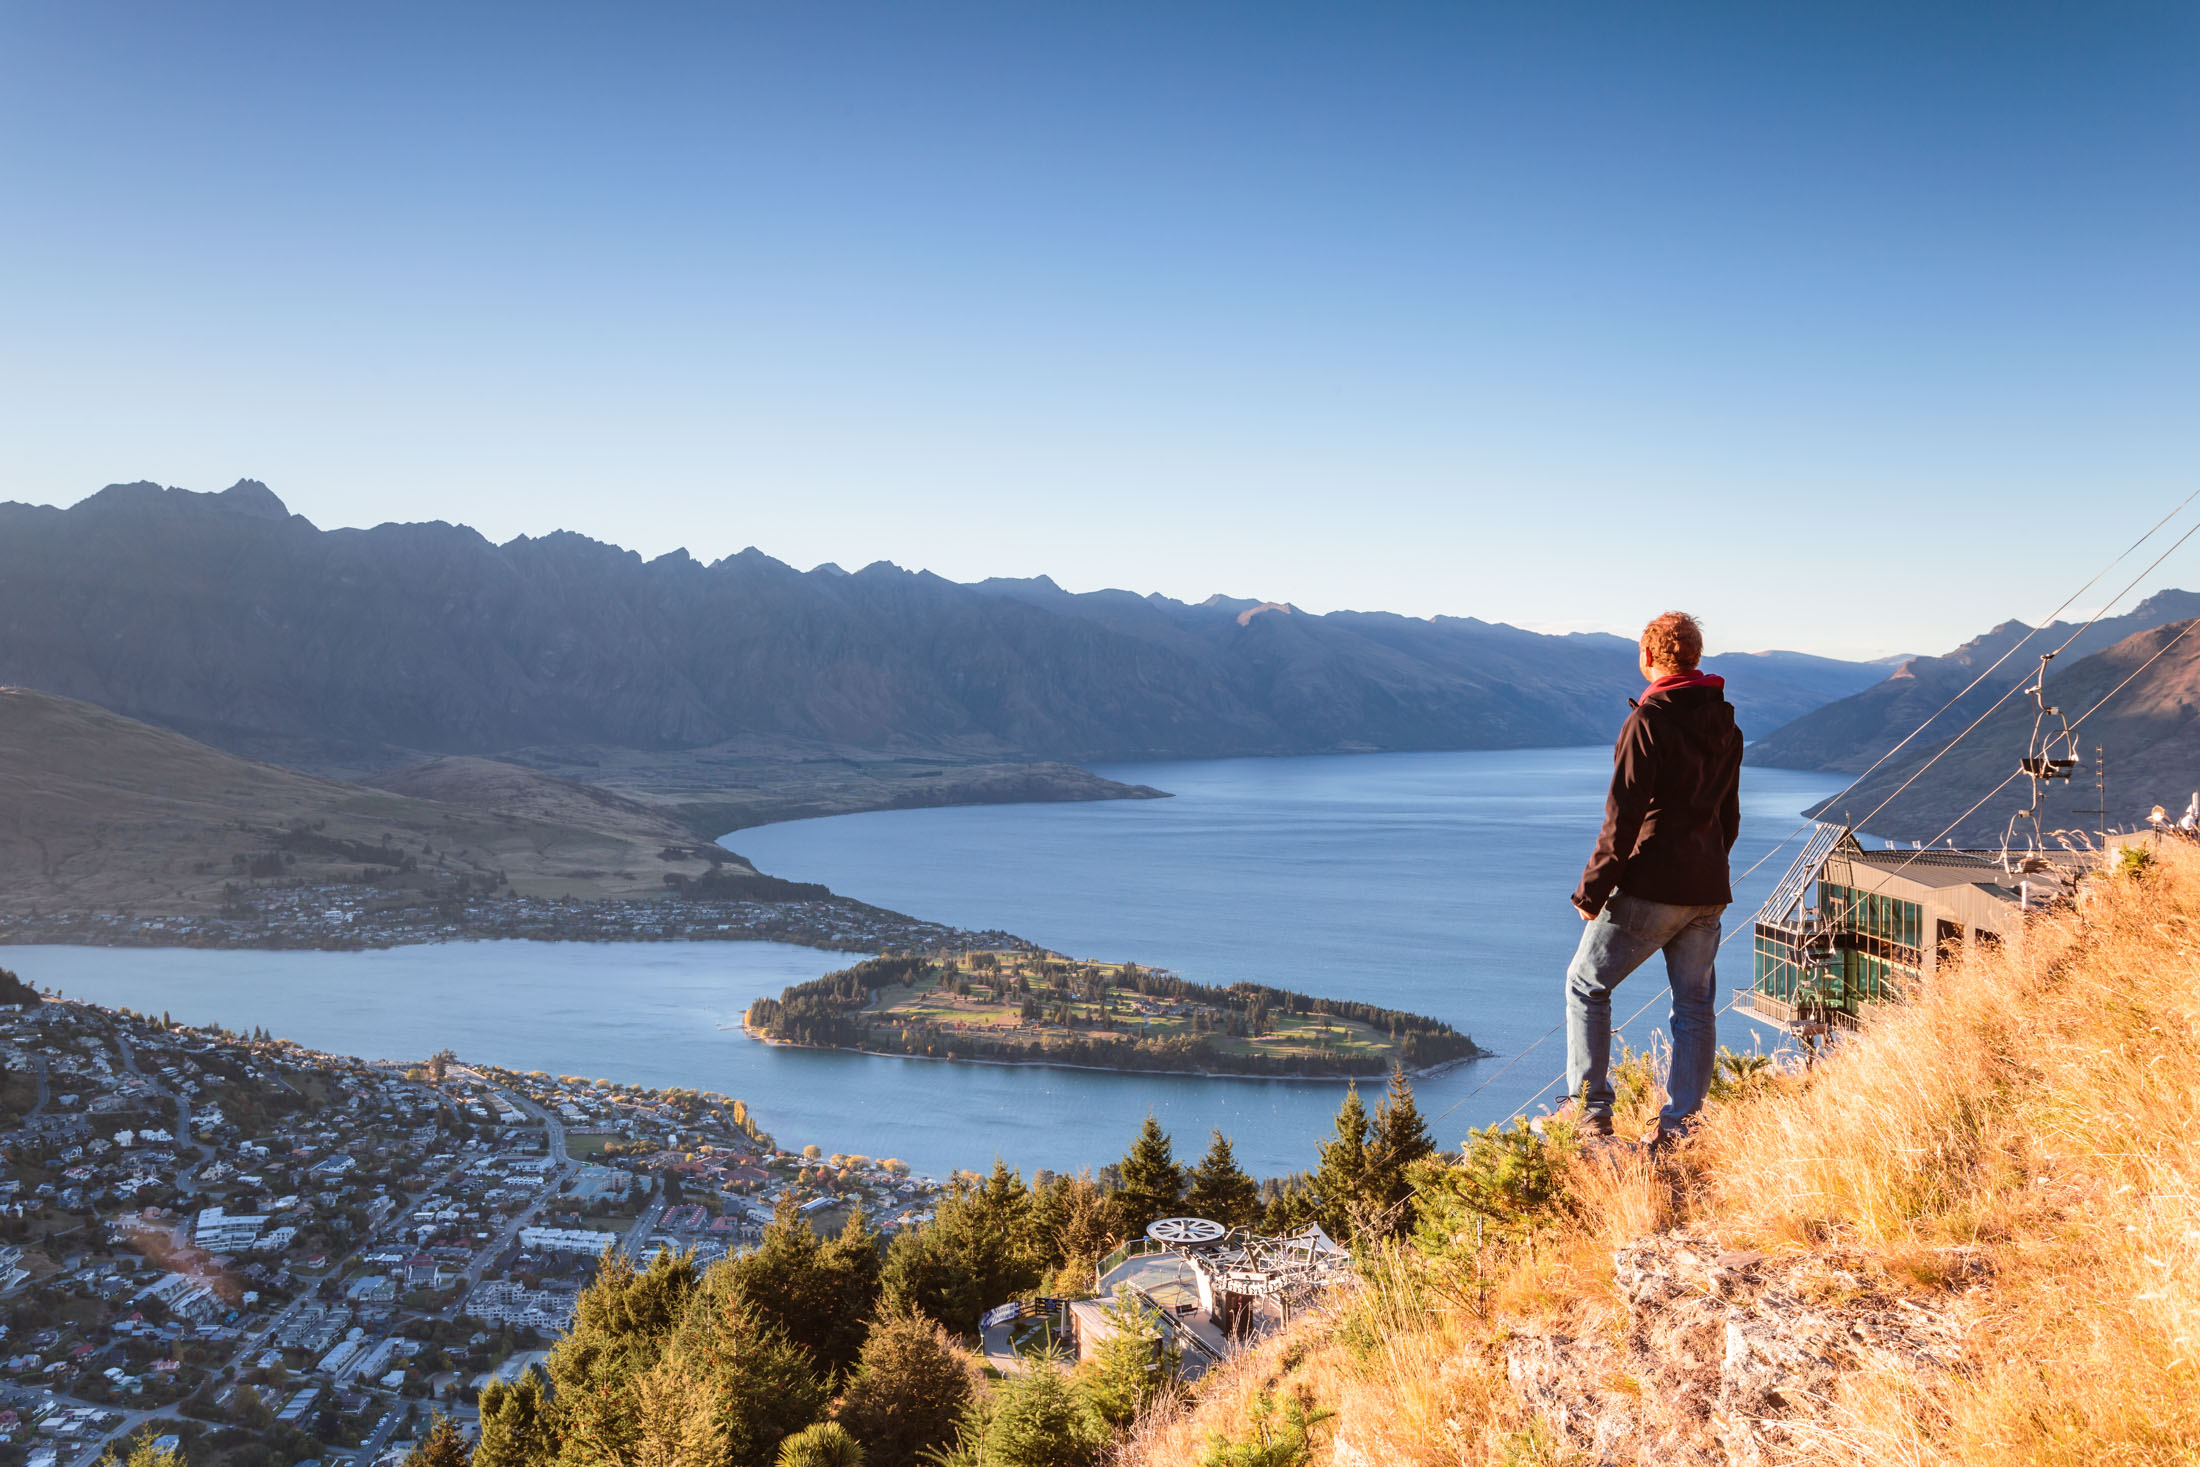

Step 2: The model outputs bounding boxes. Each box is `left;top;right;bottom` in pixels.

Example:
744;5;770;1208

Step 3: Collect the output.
1145;1216;1227;1247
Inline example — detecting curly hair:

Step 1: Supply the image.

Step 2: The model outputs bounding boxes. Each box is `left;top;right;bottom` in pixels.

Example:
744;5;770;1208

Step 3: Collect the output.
1641;611;1704;671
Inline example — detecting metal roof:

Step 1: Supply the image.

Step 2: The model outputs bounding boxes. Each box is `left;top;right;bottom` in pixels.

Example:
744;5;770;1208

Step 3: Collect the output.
1751;822;1852;925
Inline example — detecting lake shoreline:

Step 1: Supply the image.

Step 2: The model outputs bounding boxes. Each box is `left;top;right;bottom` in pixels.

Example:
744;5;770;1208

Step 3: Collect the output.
0;889;1031;957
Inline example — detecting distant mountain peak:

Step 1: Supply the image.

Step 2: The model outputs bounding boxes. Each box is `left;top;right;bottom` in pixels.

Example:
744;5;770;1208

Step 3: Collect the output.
78;477;296;522
967;575;1068;601
219;478;290;519
1235;601;1296;627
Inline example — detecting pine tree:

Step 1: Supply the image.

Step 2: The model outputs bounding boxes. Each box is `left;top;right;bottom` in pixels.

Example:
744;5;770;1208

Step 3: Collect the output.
549;1247;702;1405
879;1170;1044;1333
654;1268;831;1465
1260;1176;1320;1236
1085;1284;1180;1431
838;1307;983;1467
1310;1084;1372;1241
403;1414;471;1467
1183;1130;1261;1231
975;1159;1037;1253
628;1353;729;1465
1366;1063;1438;1238
474;1368;552;1467
1031;1171;1122;1292
726;1201;882;1381
934;1362;1105;1467
1114;1116;1184;1238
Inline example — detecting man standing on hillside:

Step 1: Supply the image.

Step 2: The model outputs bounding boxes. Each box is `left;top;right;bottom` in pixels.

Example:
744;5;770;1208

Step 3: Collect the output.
1543;611;1744;1148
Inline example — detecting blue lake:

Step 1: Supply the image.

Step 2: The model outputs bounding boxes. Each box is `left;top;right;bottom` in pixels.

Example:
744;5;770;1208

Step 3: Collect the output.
17;748;1844;1180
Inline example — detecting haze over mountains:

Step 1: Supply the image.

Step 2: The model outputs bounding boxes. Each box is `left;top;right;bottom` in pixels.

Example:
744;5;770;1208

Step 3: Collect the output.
0;480;1887;775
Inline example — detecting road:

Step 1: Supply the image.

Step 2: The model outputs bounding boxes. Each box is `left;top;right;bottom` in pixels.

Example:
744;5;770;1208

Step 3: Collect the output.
51;1394;181;1467
113;1033;218;1193
359;1400;408;1463
622;1189;667;1257
443;1072;585;1304
980;1316;1031;1377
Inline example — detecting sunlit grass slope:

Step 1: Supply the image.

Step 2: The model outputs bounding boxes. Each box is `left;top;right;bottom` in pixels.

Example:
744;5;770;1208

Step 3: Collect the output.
1131;840;2200;1466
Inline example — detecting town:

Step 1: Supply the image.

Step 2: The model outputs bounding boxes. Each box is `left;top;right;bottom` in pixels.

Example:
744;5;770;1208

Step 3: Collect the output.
0;982;948;1465
0;886;1030;958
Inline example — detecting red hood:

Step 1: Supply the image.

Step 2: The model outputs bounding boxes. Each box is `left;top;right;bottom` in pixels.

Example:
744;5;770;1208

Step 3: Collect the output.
1643;669;1724;697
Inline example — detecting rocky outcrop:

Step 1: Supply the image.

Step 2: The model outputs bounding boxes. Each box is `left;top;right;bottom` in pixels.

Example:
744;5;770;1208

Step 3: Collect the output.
1501;1232;1967;1467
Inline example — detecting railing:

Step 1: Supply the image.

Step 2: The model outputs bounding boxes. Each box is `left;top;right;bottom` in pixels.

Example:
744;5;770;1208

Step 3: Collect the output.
1095;1237;1166;1286
1734;988;1860;1033
981;1298;1058;1331
1149;1296;1225;1366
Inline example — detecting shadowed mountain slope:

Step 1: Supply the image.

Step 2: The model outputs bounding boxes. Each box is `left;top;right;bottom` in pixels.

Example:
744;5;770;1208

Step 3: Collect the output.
1798;617;2200;844
1748;587;2200;774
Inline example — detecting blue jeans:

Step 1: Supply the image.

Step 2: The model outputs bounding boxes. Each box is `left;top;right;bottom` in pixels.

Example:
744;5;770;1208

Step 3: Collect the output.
1564;892;1724;1133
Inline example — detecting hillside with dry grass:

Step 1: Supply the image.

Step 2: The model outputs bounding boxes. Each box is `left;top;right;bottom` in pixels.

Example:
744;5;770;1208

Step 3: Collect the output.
0;686;755;912
1124;838;2200;1466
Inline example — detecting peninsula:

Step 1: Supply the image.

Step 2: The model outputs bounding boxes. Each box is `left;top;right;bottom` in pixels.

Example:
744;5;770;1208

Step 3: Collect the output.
742;952;1486;1078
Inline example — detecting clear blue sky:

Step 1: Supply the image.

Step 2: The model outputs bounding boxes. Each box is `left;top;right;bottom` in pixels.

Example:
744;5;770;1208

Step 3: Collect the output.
4;3;2196;659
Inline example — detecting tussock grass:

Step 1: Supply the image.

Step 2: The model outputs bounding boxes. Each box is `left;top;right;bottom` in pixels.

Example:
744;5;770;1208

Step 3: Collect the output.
1123;842;2200;1466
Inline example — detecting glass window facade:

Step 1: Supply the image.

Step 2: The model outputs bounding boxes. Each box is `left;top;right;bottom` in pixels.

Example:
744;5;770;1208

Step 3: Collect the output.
1754;877;1925;1016
1752;923;1809;1003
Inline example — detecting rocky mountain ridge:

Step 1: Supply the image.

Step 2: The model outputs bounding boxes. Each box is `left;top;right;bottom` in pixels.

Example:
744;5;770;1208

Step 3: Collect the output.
0;480;1889;772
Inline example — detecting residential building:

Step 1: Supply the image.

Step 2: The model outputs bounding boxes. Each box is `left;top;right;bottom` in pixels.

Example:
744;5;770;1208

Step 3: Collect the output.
194;1207;270;1252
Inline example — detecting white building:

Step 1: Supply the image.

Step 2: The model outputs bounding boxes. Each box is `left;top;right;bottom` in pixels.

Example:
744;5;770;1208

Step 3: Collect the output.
195;1207;270;1252
518;1225;617;1256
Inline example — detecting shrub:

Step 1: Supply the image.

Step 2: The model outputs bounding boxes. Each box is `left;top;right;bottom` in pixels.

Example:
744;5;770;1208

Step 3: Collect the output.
777;1421;864;1467
1198;1391;1333;1467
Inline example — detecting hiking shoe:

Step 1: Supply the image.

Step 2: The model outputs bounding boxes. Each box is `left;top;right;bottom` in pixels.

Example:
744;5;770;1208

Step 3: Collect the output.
1530;1101;1613;1139
1642;1123;1688;1156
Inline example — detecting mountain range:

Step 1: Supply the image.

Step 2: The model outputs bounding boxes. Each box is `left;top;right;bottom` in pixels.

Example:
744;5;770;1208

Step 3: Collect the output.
0;480;1888;776
9;476;2199;898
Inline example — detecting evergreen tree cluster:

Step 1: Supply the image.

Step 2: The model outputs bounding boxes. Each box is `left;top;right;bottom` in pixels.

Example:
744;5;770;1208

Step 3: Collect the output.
743;956;936;1047
409;1069;1435;1467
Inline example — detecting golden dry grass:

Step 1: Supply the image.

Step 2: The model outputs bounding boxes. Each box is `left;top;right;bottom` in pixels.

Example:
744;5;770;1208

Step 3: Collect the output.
1125;840;2200;1467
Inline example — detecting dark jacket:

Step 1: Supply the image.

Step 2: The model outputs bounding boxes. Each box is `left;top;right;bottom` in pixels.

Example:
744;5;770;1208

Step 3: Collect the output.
1572;675;1745;916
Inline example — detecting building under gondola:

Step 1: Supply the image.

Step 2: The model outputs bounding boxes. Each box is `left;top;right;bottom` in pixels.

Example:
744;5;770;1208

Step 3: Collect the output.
1739;824;2092;1032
